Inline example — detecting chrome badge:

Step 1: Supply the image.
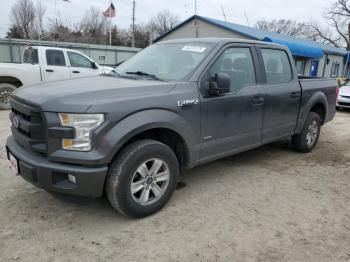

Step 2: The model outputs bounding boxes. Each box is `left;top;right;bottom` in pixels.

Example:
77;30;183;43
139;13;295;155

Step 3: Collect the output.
12;115;19;129
177;99;199;107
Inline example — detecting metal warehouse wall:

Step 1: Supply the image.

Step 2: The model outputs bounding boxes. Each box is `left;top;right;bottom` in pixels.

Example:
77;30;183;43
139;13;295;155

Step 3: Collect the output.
0;38;140;66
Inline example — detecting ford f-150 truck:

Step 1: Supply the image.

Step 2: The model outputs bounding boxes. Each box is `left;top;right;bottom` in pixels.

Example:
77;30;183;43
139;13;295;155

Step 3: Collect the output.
6;38;338;218
0;46;113;109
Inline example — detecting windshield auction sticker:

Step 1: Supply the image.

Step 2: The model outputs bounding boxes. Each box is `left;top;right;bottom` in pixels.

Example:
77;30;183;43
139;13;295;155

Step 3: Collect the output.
181;46;207;53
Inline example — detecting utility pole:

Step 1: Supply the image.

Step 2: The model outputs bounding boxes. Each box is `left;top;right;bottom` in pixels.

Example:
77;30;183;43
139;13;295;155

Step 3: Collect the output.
131;0;136;47
194;0;199;37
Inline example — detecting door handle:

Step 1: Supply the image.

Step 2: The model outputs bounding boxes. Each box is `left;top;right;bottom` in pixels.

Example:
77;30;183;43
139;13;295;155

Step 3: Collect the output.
290;92;301;100
46;69;54;72
252;96;265;106
72;70;80;74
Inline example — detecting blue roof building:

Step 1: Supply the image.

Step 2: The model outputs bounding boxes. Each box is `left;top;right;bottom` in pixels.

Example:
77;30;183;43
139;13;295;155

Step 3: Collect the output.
155;15;348;78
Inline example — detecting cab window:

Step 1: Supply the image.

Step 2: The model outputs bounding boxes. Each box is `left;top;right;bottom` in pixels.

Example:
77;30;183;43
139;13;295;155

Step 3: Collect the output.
210;47;256;92
23;48;39;64
67;51;94;68
261;49;292;83
46;50;66;66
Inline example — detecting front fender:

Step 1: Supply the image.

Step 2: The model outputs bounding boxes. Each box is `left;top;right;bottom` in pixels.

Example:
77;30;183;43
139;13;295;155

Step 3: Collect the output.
102;109;198;166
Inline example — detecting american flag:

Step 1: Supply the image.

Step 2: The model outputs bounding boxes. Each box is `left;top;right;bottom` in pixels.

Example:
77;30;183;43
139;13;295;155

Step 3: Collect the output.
103;3;116;17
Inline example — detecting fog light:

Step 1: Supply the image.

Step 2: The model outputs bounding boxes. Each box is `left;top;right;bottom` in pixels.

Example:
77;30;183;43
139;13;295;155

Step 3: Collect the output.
68;174;77;184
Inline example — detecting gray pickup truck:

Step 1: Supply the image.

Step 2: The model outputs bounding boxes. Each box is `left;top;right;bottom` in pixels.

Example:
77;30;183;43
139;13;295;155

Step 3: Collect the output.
6;38;338;218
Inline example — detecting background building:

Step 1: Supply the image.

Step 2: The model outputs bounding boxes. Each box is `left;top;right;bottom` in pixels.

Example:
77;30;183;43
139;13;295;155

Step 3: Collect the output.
155;15;349;79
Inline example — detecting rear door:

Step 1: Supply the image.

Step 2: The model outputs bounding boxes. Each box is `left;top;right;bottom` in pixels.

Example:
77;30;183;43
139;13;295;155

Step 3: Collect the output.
257;46;301;143
42;49;71;82
67;51;100;78
199;44;265;162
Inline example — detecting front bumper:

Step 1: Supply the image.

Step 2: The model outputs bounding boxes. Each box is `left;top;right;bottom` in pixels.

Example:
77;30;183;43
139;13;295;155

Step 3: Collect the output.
337;96;350;108
6;136;108;197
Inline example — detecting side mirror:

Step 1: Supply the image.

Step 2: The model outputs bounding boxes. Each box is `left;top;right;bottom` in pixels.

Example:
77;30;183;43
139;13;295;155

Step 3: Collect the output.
91;61;98;69
206;72;231;95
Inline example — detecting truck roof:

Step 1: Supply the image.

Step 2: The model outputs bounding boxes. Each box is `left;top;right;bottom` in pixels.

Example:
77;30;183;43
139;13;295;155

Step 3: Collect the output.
156;37;285;48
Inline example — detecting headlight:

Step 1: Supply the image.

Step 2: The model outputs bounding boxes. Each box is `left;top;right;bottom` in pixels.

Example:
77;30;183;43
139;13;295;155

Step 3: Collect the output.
58;113;104;151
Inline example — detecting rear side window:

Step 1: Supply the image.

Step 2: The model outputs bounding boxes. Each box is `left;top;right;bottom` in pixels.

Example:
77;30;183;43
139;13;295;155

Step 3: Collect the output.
261;49;292;83
23;48;39;64
210;47;256;92
46;50;66;66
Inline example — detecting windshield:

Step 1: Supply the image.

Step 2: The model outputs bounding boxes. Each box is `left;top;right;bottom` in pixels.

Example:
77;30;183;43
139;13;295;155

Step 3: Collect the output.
23;48;39;64
115;42;215;81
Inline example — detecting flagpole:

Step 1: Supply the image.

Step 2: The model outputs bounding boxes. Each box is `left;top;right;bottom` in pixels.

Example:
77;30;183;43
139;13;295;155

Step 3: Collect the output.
109;1;112;46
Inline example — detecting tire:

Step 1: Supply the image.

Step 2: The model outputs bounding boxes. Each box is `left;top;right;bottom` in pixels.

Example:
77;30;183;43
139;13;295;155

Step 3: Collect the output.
106;139;179;218
0;83;16;110
292;112;321;153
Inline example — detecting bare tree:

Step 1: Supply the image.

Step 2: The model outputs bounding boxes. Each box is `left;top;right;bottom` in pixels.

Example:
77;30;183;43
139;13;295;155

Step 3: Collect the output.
147;10;179;42
255;19;308;38
305;0;350;49
10;0;36;38
9;0;46;39
79;7;108;44
304;21;342;47
34;1;46;38
133;24;151;48
111;26;130;46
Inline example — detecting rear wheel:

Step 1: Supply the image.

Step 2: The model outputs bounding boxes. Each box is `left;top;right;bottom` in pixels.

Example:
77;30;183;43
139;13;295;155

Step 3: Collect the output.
292;112;321;153
106;139;179;218
0;83;16;110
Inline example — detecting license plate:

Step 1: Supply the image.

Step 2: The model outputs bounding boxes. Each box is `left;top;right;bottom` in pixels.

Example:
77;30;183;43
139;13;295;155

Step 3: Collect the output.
8;152;19;176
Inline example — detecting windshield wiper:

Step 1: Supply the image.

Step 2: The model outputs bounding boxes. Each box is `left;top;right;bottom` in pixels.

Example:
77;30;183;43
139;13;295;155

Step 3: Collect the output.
125;71;165;82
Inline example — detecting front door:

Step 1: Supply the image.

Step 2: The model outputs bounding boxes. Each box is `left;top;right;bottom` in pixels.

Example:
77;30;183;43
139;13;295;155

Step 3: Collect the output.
67;51;100;78
310;59;319;77
258;47;301;143
199;45;265;162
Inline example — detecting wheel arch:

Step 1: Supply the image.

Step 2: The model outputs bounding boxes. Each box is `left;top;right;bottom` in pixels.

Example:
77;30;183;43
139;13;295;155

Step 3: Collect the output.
103;109;196;170
0;76;23;87
296;91;328;133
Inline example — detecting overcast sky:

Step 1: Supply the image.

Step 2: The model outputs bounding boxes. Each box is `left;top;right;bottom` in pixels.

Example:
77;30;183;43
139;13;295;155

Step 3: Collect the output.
0;0;332;38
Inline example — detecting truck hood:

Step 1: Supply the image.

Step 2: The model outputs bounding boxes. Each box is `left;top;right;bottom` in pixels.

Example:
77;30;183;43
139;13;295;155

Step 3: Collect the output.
13;76;176;112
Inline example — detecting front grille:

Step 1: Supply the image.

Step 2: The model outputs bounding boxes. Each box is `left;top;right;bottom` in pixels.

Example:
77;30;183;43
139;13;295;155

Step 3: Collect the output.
340;95;350;99
338;101;350;106
10;99;47;154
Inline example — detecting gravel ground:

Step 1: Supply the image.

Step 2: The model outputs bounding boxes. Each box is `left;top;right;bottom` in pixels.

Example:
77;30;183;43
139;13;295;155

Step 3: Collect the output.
0;109;350;262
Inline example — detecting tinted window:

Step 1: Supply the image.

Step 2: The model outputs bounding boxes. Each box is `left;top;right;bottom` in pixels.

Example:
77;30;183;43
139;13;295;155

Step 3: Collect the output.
23;48;39;64
210;47;256;92
68;51;93;68
261;49;292;83
46;50;66;66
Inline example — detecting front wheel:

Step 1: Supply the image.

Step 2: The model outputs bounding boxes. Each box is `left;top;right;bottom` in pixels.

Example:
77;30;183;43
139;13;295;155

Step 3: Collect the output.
0;83;16;110
292;112;321;153
105;140;179;218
